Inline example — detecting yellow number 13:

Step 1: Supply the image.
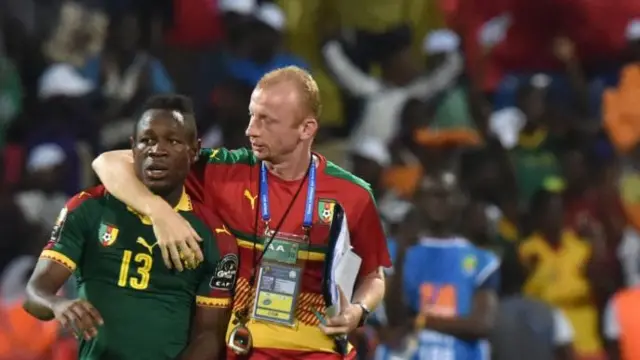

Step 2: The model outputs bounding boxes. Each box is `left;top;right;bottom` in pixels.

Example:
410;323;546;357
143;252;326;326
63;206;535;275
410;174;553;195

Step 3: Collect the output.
118;250;153;290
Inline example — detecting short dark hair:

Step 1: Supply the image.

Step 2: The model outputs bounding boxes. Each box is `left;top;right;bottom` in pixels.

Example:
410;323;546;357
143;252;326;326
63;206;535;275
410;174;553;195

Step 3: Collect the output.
142;94;195;114
135;94;197;140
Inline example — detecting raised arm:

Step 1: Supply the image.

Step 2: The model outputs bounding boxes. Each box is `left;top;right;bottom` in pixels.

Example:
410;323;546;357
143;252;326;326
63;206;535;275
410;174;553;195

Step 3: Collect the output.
92;150;202;270
406;51;464;101
321;39;382;97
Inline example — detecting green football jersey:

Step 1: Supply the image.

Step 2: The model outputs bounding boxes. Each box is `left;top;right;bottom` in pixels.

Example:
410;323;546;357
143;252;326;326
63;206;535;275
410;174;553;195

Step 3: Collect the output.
41;185;239;360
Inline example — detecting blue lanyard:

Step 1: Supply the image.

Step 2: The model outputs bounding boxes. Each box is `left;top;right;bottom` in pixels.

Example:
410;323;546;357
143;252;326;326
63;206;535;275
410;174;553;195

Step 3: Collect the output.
259;158;316;230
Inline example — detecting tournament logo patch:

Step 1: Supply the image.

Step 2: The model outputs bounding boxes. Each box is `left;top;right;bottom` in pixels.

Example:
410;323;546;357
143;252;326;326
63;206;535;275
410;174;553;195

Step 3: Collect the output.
210;254;238;290
99;223;119;247
48;207;68;244
462;255;477;275
317;199;336;224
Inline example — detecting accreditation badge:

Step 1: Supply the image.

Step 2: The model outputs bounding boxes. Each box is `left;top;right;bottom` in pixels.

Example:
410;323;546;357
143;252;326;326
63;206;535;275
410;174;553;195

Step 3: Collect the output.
251;263;302;327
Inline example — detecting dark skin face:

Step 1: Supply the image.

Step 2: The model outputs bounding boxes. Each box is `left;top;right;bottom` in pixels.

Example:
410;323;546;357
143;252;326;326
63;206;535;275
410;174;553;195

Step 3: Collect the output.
416;173;459;230
517;87;548;130
561;149;588;192
131;110;200;205
383;47;422;87
537;193;564;242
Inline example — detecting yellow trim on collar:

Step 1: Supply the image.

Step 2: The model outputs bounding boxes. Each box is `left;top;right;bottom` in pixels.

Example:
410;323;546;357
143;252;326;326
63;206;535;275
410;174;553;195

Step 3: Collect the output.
128;189;192;225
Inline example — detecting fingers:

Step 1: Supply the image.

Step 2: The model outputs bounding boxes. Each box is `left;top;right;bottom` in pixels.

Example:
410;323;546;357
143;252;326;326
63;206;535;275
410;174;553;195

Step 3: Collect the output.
182;218;203;261
187;219;202;242
319;324;349;336
159;245;172;269
168;244;184;272
186;237;203;262
325;314;348;327
80;301;104;326
65;301;102;340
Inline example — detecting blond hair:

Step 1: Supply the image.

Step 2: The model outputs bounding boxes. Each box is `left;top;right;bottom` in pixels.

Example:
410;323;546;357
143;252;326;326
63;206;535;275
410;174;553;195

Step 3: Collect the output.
257;66;322;121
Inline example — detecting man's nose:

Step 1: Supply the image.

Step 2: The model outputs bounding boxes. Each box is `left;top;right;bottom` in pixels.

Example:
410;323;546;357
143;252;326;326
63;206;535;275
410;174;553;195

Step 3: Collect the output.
245;118;260;137
149;142;169;156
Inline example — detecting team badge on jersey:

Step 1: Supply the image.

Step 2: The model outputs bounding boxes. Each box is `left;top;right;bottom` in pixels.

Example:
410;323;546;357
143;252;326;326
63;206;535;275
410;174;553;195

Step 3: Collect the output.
462;254;477;275
210;254;238;290
99;223;119;247
317;199;336;224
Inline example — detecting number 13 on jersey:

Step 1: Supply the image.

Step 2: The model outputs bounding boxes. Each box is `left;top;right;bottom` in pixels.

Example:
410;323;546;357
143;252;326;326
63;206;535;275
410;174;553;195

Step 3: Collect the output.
118;250;153;290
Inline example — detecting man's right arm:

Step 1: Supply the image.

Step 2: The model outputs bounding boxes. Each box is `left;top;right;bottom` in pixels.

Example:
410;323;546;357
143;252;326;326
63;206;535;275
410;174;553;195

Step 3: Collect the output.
92;150;203;270
24;192;102;324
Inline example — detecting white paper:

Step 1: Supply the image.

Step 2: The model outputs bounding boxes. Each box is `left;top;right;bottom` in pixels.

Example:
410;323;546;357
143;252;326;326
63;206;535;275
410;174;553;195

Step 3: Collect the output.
326;215;362;317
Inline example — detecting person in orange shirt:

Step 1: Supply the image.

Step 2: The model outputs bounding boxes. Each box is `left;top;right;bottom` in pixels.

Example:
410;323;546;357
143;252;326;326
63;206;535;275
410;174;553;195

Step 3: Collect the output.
603;284;640;360
519;188;603;359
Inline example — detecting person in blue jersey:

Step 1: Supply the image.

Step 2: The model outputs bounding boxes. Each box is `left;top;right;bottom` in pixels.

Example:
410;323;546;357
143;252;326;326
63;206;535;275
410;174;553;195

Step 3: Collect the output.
378;171;500;360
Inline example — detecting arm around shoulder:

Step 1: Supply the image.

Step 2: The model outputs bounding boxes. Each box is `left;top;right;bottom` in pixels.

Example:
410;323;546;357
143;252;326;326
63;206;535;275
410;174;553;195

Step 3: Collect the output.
92;150;164;217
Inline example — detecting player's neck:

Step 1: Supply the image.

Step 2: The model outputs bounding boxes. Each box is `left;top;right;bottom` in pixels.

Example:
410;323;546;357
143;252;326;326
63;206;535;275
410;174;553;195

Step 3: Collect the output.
423;223;453;239
159;187;184;209
266;147;312;181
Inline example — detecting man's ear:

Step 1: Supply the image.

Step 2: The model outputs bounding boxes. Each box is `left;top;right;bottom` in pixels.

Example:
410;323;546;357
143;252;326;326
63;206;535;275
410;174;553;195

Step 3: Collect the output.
130;136;135;150
300;118;318;141
191;139;202;163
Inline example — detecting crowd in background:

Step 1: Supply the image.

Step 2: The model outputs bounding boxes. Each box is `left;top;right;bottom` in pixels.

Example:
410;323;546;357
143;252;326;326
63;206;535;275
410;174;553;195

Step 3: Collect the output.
2;0;640;359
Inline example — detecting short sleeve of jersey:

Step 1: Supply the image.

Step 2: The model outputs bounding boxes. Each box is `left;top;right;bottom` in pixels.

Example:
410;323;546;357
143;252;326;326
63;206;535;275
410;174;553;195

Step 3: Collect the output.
474;248;501;292
350;190;392;276
40;190;100;272
192;202;238;309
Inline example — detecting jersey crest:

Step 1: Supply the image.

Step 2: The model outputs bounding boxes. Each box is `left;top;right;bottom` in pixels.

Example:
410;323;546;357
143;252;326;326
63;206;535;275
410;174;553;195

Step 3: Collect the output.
99;223;119;247
462;254;477;275
317;199;336;224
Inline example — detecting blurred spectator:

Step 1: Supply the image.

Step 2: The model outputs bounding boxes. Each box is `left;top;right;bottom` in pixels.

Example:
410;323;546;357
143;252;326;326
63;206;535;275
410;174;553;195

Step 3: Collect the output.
0;255;60;360
226;2;308;87
520;188;603;359
80;11;173;149
491;248;575;360
603;282;640;360
324;25;463;198
380;172;499;360
32;64;97;194
491;75;562;208
42;2;106;69
561;143;623;305
15;143;69;233
603;19;640;154
414;30;482;149
0;47;22;150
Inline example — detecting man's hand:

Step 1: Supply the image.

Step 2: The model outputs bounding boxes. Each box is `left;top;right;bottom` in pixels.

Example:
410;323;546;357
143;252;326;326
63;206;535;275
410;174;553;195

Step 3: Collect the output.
553;37;576;63
52;299;103;340
149;199;203;271
319;287;363;336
